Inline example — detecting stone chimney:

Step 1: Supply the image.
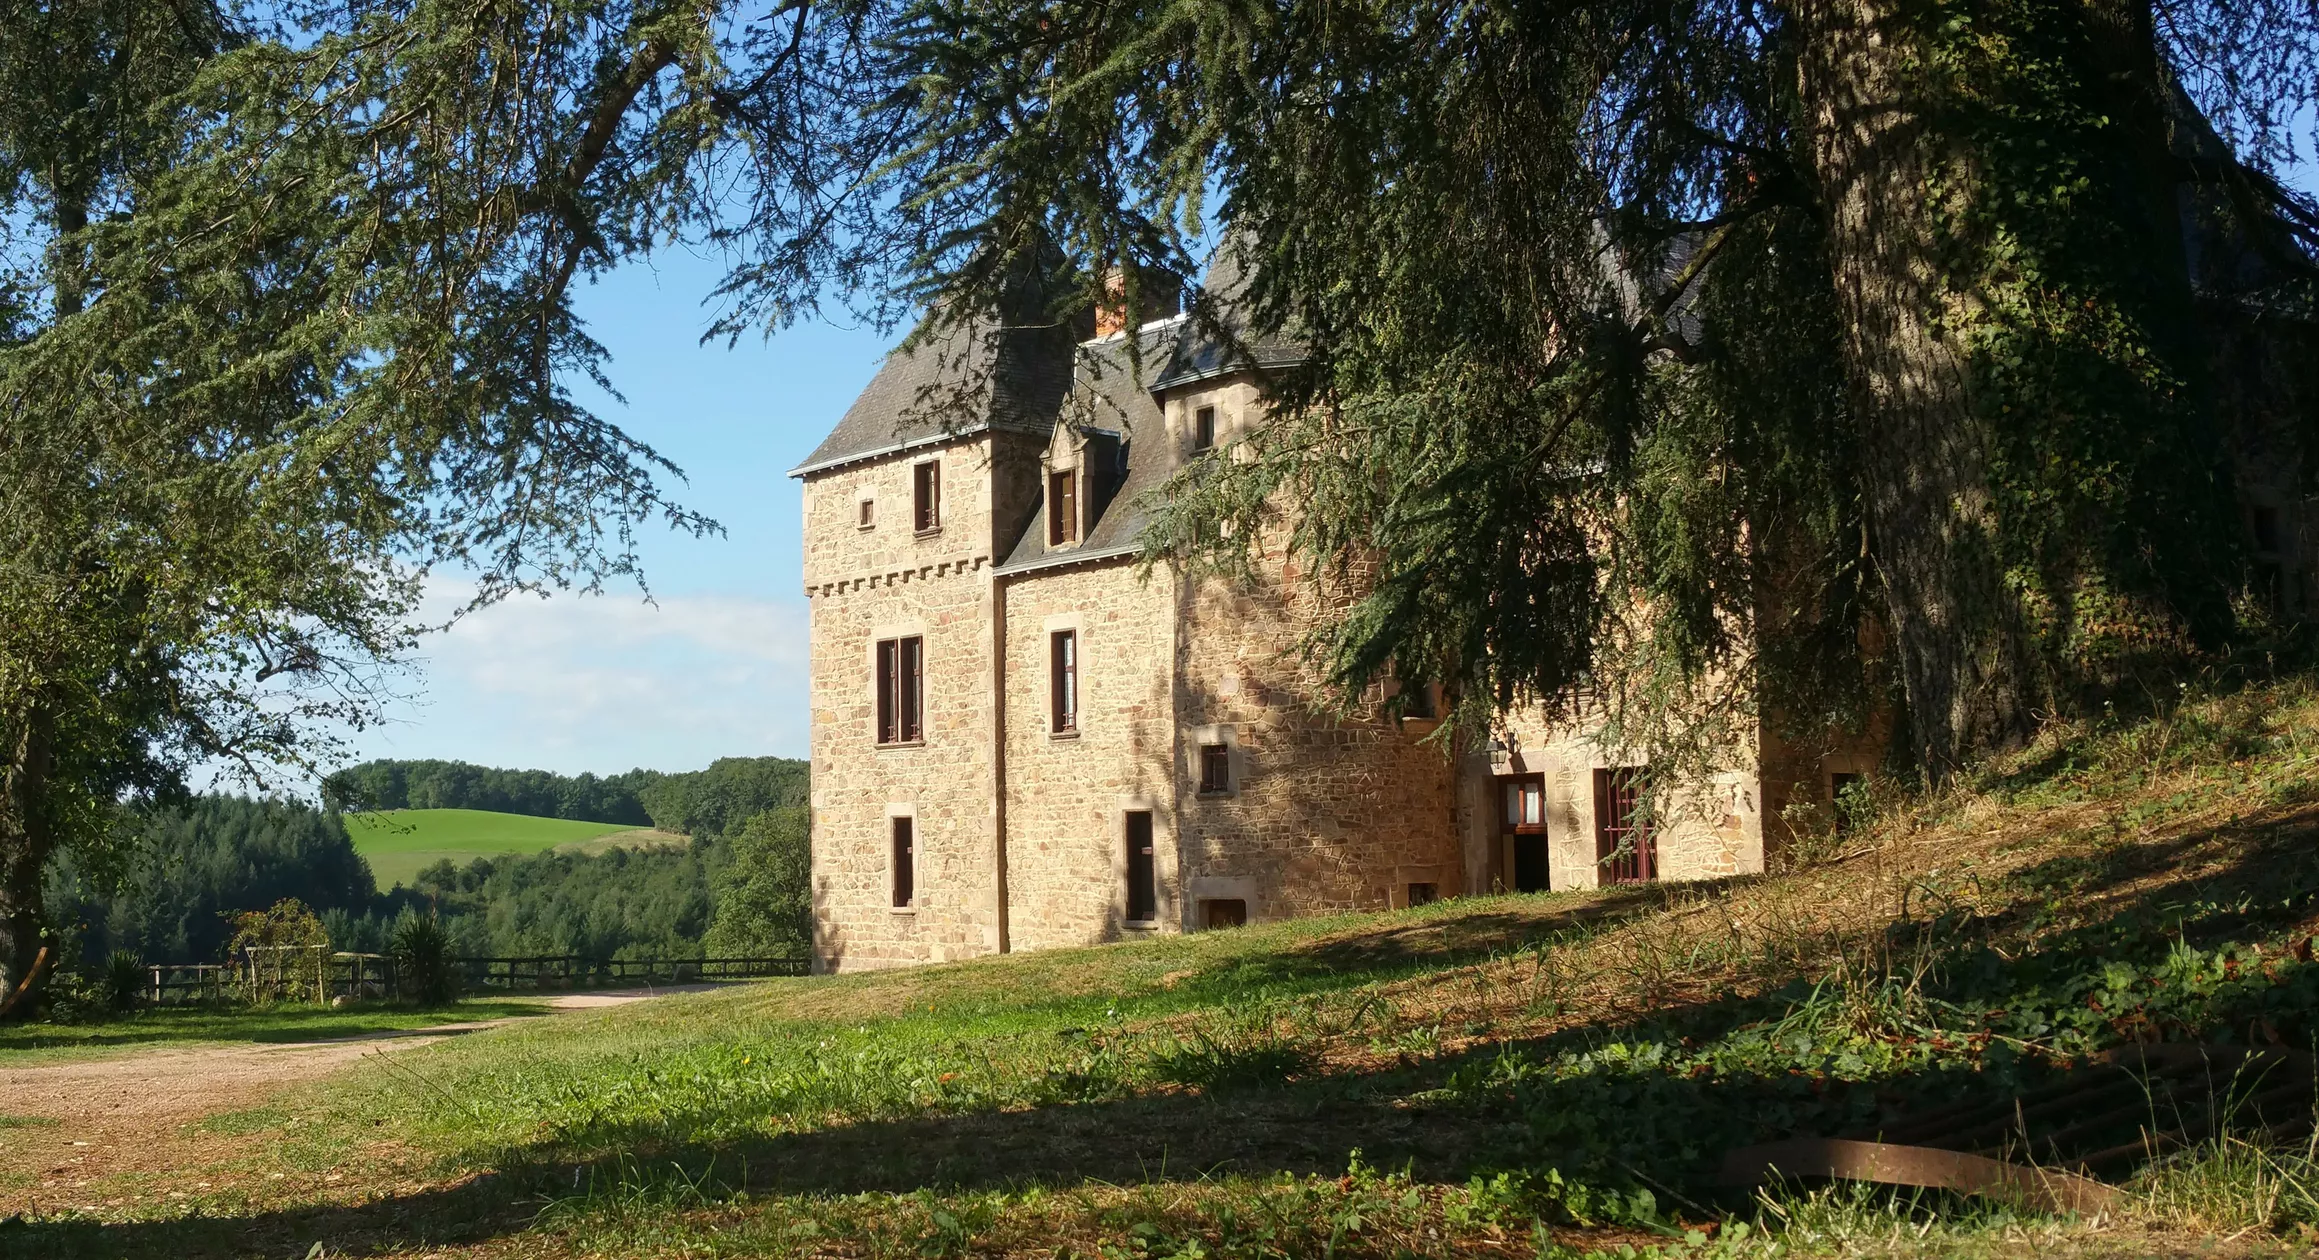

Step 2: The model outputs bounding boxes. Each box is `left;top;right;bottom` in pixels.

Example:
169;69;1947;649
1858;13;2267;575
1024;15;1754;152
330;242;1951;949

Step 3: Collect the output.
1093;268;1129;338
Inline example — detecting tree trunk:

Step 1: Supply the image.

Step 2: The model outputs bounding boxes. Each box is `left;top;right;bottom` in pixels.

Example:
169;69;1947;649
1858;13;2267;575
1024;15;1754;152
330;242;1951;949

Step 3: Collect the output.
1792;0;2036;779
0;708;56;1017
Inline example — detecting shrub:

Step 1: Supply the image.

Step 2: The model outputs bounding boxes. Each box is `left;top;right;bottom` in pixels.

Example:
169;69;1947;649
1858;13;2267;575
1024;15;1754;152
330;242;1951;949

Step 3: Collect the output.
390;913;460;1006
103;950;142;1010
227;897;330;1003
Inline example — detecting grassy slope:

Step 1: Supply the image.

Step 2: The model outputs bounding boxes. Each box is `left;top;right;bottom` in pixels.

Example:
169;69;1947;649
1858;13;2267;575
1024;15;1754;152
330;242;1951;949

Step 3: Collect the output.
342;808;668;888
26;682;2319;1258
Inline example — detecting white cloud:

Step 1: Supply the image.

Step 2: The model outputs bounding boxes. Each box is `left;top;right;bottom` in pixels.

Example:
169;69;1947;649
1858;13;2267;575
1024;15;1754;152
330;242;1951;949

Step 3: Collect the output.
344;579;811;775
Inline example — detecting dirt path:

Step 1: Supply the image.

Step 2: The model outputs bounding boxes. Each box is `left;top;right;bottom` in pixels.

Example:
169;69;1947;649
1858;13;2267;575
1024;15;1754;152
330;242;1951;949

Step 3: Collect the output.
0;986;722;1218
0;986;718;1125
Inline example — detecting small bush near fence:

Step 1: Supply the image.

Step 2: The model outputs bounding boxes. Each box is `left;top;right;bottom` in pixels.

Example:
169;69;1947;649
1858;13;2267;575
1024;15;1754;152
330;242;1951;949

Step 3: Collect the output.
390;914;460;1006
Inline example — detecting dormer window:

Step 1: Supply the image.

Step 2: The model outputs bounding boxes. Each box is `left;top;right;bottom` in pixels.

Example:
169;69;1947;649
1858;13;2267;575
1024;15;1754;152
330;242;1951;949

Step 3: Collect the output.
1193;406;1216;452
1048;469;1079;545
913;460;941;533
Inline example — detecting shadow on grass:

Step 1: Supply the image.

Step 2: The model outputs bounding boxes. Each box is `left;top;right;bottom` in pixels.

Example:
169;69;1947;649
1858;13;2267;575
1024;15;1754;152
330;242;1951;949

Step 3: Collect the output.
18;805;2319;1258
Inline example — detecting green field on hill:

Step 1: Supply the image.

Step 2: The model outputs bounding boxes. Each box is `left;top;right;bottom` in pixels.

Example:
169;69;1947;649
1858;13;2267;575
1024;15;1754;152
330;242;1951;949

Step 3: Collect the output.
342;808;681;888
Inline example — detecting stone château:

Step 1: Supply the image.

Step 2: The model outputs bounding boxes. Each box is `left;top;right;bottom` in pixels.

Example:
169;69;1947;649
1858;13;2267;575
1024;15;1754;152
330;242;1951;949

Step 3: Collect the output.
790;267;1879;972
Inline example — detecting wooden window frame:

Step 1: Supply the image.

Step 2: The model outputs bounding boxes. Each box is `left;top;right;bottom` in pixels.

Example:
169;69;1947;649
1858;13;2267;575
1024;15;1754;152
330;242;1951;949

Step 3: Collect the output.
1124;809;1157;923
1593;767;1656;884
912;460;942;534
890;815;916;908
1192;405;1216;452
857;497;875;529
1197;743;1231;795
1048;469;1079;545
875;635;925;745
1050;629;1079;735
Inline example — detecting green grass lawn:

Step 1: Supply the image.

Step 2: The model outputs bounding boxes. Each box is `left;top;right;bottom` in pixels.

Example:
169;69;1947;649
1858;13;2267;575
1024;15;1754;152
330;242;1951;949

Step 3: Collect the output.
342;808;674;888
21;685;2319;1257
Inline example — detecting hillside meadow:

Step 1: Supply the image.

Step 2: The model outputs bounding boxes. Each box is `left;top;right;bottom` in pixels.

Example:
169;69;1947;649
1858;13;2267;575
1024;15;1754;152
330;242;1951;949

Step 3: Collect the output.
16;682;2319;1255
342;808;684;889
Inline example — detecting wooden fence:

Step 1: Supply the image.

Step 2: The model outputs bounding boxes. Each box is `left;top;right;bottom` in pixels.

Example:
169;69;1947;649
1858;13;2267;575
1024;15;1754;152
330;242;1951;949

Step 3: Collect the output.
139;952;808;1006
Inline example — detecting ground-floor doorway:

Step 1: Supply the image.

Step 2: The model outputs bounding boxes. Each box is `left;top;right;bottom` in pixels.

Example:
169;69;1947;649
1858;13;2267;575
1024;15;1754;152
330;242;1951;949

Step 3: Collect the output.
1498;773;1550;892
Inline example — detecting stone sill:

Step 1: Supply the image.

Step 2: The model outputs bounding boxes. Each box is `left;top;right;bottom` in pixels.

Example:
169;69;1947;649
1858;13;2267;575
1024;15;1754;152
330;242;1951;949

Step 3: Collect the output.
1049;728;1081;741
1122;919;1160;931
914;526;944;539
874;740;926;751
1194;789;1236;800
889;905;917;915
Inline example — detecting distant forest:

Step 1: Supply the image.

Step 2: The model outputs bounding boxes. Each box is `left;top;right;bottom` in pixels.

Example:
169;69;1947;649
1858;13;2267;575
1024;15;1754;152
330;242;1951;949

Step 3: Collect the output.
324;756;809;843
52;756;811;967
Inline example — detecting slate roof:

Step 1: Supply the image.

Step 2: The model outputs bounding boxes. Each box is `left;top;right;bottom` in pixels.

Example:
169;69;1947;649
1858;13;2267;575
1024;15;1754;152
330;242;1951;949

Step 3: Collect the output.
788;307;1077;478
1152;243;1309;392
996;324;1175;575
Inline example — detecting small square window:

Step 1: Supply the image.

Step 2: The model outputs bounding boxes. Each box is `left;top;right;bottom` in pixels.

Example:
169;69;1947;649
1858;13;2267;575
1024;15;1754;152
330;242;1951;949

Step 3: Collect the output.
1406;882;1439;908
1198;743;1230;794
913;461;941;533
1193;406;1216;452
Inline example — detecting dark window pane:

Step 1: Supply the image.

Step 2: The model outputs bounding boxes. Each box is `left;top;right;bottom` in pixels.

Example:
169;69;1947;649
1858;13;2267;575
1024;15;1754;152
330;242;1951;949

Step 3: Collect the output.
1125;810;1156;921
892;816;915;907
900;636;923;741
1199;743;1230;793
914;462;941;531
876;639;898;744
1194;406;1216;451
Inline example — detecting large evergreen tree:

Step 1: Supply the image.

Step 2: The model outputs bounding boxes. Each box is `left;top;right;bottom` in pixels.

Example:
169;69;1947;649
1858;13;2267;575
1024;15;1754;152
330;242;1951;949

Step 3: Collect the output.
879;0;2319;780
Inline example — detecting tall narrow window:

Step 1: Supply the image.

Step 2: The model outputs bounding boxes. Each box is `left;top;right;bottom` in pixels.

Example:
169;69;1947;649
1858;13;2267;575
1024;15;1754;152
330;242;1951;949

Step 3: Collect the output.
1050;630;1078;733
1198;743;1231;794
1499;774;1548;893
1125;810;1156;922
1193;406;1216;452
876;635;924;744
1048;469;1078;544
1593;767;1655;884
857;498;875;529
913;461;941;532
891;816;916;907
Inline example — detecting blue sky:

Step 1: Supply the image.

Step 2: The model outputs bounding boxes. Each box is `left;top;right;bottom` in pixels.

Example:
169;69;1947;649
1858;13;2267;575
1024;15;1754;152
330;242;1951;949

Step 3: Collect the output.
340;248;893;776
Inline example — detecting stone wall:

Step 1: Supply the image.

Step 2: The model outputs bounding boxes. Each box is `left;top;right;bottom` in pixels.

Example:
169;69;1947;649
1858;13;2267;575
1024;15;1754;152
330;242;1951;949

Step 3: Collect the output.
804;434;1017;970
1160;382;1461;924
998;561;1180;950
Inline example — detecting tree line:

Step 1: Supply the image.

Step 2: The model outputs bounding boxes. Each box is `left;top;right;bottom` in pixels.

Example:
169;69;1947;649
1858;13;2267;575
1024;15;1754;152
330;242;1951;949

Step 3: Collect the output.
49;758;812;972
322;756;811;842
